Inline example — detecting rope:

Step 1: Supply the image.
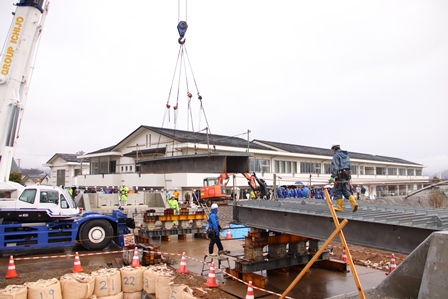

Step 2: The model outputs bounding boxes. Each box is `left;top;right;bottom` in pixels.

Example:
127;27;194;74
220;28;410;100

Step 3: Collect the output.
158;0;219;153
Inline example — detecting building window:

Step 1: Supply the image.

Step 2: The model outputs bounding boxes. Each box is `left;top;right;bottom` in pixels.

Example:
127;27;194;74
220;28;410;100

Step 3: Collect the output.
74;169;82;176
146;134;151;147
250;159;271;173
376;167;386;175
407;169;415;176
352;165;358;175
365;167;375;175
275;160;297;174
399;168;406;176
359;166;364;175
109;161;116;174
388;168;397;175
324;163;332;174
99;161;108;174
300;162;321;174
416;169;422;176
91;162;99;175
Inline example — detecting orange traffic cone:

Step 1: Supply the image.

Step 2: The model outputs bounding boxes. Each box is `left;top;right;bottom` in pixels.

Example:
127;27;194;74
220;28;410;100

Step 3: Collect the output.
386;254;396;275
72;252;84;273
225;228;232;239
176;252;189;274
245;281;254;299
204;262;219;288
130;247;141;268
341;249;347;263
5;256;18;279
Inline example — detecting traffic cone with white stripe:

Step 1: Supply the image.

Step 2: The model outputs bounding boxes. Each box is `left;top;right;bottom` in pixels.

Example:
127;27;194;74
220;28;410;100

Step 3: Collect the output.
204;262;219;288
131;247;141;267
386;254;396;275
5;256;18;279
72;252;84;273
341;249;347;263
245;281;254;299
225;228;232;239
176;252;189;274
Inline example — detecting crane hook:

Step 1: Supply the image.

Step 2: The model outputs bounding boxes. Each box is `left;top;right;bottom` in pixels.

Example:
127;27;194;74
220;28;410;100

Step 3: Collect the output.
177;21;188;45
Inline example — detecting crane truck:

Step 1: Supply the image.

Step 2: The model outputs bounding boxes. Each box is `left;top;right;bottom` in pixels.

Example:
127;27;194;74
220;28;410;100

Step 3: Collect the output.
0;1;135;252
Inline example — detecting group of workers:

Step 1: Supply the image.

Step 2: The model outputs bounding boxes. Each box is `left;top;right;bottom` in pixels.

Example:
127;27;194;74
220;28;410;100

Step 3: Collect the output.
275;185;310;199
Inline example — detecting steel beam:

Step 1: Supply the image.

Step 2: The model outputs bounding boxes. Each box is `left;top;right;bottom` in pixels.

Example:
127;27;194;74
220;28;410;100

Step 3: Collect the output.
232;200;447;254
138;153;251;174
235;252;330;273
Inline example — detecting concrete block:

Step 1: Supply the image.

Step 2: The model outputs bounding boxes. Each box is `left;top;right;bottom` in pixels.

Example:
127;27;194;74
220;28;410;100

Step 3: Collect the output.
377;232;431;298
418;231;448;299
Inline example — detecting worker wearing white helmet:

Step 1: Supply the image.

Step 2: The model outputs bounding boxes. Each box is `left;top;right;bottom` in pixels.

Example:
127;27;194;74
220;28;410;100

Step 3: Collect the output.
329;143;358;212
207;203;226;256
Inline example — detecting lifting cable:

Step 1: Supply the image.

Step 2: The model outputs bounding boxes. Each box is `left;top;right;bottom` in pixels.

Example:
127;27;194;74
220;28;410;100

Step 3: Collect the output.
156;0;215;156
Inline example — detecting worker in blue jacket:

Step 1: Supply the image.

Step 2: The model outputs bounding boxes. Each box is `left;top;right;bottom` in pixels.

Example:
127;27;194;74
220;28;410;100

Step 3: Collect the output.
208;203;226;255
329;143;358;212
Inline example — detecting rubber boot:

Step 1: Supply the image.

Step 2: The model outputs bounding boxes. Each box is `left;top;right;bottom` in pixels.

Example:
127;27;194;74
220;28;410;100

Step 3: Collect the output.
334;198;343;212
348;195;358;212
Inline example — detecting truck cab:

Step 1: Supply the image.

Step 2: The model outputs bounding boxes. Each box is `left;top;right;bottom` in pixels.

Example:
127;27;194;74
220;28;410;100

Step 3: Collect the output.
18;185;78;213
0;185;79;223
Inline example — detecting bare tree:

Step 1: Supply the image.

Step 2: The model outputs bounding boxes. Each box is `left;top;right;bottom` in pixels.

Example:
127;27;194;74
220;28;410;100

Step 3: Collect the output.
428;189;446;208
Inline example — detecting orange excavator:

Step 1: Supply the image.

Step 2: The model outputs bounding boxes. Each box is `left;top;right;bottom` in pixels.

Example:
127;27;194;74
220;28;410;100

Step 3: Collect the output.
200;172;268;205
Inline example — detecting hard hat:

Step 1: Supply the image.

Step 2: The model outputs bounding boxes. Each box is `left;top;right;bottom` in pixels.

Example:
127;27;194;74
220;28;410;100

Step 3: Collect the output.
211;203;218;210
331;143;340;149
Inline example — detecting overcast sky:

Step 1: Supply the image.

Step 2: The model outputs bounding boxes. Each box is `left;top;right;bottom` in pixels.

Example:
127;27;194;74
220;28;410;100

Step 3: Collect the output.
1;1;447;176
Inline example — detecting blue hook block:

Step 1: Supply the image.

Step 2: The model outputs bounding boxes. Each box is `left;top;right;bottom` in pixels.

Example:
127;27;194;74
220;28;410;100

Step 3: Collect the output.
177;21;188;38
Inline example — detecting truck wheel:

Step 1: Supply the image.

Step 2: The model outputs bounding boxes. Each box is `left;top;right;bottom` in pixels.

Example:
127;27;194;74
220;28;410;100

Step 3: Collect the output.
79;219;113;250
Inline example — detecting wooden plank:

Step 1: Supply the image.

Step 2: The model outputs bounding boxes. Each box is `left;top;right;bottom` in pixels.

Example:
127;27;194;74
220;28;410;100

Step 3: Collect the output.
242;272;266;289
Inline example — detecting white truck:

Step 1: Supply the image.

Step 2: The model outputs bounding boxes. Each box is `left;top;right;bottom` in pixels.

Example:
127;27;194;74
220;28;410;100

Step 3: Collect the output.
0;184;135;251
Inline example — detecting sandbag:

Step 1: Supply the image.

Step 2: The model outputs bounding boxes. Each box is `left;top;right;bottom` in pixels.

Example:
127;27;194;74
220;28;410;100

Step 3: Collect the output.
0;285;27;299
122;291;142;299
92;268;122;297
143;267;157;295
168;284;188;299
182;286;199;299
25;278;62;299
120;266;145;292
88;291;123;299
60;272;95;299
143;264;171;295
155;272;174;299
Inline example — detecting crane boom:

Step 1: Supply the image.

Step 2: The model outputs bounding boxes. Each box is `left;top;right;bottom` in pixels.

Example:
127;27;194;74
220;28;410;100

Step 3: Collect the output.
0;0;49;182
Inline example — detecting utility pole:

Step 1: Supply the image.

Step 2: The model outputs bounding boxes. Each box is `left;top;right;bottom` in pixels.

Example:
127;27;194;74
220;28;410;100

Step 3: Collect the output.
247;129;251;152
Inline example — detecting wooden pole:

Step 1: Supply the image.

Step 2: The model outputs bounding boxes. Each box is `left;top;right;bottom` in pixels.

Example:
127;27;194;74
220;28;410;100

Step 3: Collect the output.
324;188;366;299
279;219;349;299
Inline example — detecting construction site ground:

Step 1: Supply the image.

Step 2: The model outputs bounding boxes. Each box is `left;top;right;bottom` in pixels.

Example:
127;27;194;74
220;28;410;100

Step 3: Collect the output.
1;195;438;298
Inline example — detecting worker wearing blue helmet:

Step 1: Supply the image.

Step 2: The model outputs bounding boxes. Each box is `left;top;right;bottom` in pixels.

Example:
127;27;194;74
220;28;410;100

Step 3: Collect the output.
329;143;358;212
